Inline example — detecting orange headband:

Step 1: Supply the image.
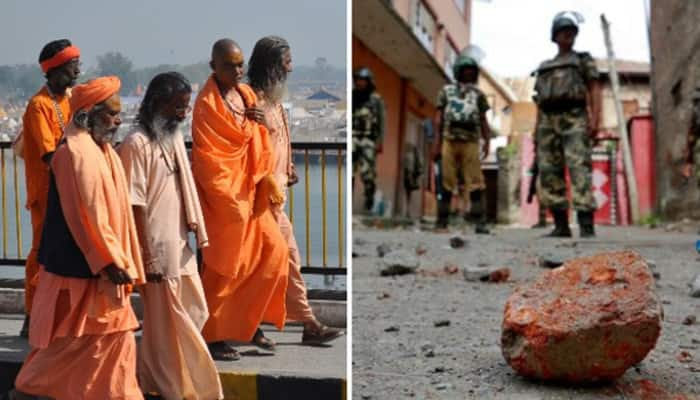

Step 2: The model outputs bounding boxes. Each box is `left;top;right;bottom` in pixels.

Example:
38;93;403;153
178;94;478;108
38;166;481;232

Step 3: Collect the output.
40;45;81;73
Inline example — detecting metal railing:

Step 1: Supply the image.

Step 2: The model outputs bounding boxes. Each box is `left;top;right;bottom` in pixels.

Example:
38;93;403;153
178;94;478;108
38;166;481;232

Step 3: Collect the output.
0;141;346;275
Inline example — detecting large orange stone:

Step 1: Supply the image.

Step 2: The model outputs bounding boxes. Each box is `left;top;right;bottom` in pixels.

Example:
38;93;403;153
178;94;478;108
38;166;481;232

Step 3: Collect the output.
501;251;663;383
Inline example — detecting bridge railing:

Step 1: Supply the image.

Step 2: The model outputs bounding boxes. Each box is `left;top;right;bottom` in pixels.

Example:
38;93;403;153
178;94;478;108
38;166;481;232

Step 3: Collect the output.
0;141;347;275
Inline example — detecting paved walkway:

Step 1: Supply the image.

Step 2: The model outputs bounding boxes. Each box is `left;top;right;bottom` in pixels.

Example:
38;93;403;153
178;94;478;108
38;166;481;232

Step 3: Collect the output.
0;315;346;399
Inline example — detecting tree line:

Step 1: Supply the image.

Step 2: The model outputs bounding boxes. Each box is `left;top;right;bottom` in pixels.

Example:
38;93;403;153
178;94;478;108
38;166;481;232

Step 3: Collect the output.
0;52;345;104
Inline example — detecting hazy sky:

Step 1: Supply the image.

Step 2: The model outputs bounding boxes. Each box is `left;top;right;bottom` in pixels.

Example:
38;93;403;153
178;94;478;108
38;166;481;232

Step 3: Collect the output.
471;0;650;77
0;0;346;68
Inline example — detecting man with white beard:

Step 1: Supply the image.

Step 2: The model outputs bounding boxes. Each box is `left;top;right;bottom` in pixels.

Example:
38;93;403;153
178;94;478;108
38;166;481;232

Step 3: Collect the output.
118;72;223;400
247;36;343;345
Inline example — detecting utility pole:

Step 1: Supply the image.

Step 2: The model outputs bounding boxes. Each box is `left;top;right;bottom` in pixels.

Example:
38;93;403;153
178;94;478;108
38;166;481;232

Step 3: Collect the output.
601;14;640;223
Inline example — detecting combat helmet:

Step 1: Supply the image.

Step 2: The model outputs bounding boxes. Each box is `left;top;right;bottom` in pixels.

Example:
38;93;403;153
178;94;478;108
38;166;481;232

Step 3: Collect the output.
551;11;583;42
353;67;375;91
452;54;479;81
353;67;374;83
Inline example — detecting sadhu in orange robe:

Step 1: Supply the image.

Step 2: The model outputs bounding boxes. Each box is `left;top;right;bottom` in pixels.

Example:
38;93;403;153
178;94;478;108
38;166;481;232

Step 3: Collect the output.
21;86;71;313
191;75;289;343
14;77;146;400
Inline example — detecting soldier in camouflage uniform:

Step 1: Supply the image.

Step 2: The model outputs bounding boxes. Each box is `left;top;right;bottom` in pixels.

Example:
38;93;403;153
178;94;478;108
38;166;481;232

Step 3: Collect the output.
533;12;601;238
433;54;491;234
352;67;385;212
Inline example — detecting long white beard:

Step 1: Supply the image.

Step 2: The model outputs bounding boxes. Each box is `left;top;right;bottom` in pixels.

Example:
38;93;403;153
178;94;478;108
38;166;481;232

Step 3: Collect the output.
151;115;178;148
266;81;289;103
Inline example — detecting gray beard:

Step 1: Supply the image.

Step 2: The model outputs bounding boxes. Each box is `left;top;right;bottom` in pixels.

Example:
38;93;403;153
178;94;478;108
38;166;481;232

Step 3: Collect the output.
151;115;178;148
265;81;289;103
90;119;117;146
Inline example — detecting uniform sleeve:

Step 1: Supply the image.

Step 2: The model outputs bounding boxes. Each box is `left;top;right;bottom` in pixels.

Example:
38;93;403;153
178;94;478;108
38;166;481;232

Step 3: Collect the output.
437;87;447;109
116;135;148;207
579;52;600;83
478;91;491;114
23;101;59;158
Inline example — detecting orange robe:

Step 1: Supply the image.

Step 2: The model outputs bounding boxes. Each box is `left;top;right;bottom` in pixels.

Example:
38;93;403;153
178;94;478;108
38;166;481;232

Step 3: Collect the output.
192;76;288;343
21;86;70;313
15;126;146;400
260;99;314;322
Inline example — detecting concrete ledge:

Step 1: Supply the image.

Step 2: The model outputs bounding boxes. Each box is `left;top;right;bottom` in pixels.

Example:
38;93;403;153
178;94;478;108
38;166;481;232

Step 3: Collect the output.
0;289;347;328
308;300;346;328
0;319;346;399
0;363;346;400
0;289;23;315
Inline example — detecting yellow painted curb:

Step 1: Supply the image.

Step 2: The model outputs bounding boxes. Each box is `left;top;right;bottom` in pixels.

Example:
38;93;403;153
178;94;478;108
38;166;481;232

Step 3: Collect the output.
219;371;258;400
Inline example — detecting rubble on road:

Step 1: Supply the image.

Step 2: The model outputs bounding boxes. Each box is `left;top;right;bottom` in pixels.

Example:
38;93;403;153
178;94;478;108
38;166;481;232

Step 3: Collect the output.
463;266;511;283
501;251;662;383
379;250;419;276
690;273;700;297
449;236;467;249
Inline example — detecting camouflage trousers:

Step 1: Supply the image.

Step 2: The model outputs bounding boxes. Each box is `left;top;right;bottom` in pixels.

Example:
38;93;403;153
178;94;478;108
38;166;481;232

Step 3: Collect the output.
536;108;596;211
353;135;377;207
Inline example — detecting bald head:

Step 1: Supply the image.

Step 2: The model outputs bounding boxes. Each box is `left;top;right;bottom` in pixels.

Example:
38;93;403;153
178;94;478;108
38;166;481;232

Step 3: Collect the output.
210;38;244;89
211;38;240;61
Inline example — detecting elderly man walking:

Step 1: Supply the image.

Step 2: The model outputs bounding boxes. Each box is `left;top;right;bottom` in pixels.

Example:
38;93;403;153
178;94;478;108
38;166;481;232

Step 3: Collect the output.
118;72;223;399
247;36;343;345
13;76;146;400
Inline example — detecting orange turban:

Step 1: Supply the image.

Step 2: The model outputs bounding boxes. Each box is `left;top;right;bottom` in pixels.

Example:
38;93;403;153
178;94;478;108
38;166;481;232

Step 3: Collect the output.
70;76;121;113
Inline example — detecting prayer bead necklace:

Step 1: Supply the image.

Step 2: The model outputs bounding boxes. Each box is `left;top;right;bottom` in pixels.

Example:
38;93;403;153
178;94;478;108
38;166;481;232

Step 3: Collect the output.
220;89;246;124
46;85;67;135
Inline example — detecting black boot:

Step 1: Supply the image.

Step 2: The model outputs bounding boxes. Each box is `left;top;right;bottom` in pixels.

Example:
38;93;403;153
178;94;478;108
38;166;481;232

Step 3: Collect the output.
468;190;490;234
531;207;548;229
545;208;572;238
435;191;452;230
364;182;375;213
578;210;596;238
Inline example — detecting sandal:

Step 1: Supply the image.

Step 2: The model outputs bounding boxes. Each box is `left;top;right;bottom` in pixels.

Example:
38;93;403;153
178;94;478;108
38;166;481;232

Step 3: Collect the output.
208;341;240;361
302;324;344;346
251;328;276;351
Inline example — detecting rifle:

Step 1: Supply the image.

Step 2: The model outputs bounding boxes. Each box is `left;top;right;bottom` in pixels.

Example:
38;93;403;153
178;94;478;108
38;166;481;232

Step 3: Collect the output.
527;161;538;204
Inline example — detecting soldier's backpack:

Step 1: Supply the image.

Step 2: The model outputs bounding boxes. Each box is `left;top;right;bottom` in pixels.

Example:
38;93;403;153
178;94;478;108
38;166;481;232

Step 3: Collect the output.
534;52;589;108
444;84;482;131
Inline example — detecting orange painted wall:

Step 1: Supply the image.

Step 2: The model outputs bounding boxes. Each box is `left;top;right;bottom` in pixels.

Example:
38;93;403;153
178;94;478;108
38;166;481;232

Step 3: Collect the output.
353;37;403;211
353;36;440;215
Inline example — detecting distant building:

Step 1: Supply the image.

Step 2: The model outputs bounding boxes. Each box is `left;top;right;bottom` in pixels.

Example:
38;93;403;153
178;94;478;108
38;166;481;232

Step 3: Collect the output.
595;59;651;136
306;89;341;102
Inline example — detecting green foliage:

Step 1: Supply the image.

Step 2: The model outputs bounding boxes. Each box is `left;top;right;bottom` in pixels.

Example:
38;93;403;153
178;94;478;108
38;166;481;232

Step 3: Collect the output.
0;64;44;102
0;52;345;102
640;213;662;227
